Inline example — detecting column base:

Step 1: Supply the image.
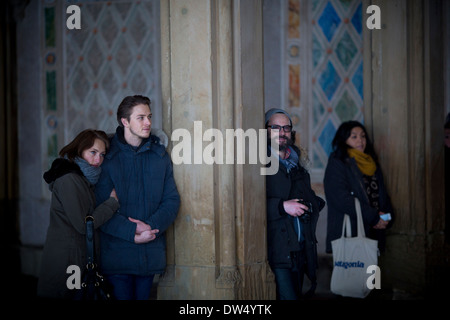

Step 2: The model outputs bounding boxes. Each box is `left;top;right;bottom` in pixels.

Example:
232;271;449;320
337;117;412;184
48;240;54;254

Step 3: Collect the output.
157;263;275;300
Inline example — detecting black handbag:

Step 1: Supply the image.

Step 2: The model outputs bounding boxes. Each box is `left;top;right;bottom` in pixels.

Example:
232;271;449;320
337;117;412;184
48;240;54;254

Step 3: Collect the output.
75;215;114;300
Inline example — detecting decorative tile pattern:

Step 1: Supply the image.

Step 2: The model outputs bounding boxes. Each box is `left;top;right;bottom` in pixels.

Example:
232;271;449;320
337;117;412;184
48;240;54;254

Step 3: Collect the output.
339;0;354;11
280;0;363;171
42;1;59;170
318;119;336;157
64;0;160;137
288;0;301;108
318;2;341;42
352;62;363;99
288;0;301;38
310;0;363;170
335;31;357;70
46;71;57;111
351;2;363;34
319;61;341;100
335;90;358;121
289;64;301;107
312;35;323;67
44;7;55;47
282;0;363;171
42;0;161;174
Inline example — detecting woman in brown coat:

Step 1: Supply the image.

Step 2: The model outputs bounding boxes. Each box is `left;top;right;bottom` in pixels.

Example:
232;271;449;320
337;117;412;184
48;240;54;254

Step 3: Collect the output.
37;129;119;299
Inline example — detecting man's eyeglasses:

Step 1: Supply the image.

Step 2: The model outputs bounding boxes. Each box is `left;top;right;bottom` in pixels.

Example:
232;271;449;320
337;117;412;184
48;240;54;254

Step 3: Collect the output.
267;124;293;133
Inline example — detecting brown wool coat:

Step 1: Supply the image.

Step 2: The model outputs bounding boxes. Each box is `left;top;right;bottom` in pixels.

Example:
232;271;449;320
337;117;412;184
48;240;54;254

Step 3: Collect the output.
37;172;119;299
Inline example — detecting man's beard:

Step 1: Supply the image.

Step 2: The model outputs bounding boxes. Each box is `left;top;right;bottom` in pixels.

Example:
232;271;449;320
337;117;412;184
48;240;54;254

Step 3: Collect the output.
268;134;294;151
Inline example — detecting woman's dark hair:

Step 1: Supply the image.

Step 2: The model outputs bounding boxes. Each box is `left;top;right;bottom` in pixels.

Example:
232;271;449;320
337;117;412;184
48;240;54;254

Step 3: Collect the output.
117;95;151;127
59;129;110;161
331;120;378;163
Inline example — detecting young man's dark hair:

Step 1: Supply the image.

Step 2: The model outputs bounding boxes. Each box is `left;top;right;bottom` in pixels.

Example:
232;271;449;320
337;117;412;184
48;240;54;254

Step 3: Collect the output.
116;95;151;127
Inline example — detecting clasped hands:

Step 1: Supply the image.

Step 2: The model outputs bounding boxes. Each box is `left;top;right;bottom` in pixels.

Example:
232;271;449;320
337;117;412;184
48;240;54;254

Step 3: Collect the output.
109;188;159;244
128;217;159;244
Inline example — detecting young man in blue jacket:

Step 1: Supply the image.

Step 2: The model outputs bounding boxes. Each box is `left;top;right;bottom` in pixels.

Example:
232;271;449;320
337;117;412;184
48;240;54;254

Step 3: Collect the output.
95;95;180;300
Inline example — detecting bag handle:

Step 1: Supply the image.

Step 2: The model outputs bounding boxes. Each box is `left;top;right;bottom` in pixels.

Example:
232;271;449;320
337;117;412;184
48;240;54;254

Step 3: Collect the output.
340;197;366;239
340;214;352;238
354;197;366;238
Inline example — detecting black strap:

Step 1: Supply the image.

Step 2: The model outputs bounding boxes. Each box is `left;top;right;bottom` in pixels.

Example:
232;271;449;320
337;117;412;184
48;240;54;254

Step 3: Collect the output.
85;215;95;269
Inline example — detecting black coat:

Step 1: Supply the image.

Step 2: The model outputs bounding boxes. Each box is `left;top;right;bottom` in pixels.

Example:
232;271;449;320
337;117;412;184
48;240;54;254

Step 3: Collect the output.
266;146;325;277
324;152;394;253
38;159;119;299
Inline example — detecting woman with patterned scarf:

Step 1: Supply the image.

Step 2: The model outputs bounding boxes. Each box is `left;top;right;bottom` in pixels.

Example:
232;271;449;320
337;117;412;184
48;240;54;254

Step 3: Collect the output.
324;121;394;254
37;129;119;299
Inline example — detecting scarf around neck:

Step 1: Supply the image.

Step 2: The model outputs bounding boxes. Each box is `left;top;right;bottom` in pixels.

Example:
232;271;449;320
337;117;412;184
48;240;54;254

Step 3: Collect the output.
269;146;299;173
347;148;376;176
74;157;102;185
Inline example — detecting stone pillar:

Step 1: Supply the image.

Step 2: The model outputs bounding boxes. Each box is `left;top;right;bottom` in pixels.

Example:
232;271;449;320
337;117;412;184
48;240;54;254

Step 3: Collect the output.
363;0;448;295
158;0;275;299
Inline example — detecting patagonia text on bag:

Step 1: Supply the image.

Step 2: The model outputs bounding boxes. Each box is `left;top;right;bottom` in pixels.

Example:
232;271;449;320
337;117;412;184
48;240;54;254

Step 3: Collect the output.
330;197;378;298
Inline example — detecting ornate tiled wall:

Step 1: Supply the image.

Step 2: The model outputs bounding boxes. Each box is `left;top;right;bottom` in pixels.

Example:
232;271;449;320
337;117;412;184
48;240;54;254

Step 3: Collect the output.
42;0;161;172
311;0;363;169
286;0;363;173
41;0;362;176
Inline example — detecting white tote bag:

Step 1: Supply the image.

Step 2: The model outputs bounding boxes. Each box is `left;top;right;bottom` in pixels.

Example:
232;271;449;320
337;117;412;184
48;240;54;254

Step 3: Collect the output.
330;197;378;298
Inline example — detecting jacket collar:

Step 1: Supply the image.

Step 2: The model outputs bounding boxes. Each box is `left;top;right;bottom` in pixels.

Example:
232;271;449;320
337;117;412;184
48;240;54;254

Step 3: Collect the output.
106;126;166;159
43;158;83;184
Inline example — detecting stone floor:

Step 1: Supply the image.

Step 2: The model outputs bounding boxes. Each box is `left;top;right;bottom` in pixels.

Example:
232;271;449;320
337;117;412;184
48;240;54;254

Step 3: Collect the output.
8;262;421;301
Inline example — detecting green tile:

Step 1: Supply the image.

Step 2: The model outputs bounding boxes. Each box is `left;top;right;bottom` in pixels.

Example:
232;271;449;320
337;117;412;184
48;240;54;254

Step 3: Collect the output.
312;35;323;67
335;90;358;122
339;0;354;11
336;31;357;70
45;7;55;47
46;71;57;111
313;91;325;125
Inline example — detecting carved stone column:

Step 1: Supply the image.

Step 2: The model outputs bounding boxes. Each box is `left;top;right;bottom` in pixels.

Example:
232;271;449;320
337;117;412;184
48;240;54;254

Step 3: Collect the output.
363;0;448;295
158;0;275;299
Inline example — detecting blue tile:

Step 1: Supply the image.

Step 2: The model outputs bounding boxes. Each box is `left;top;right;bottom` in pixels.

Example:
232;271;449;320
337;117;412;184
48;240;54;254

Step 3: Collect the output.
319;61;341;100
318;2;341;42
351;2;362;35
319;119;336;156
